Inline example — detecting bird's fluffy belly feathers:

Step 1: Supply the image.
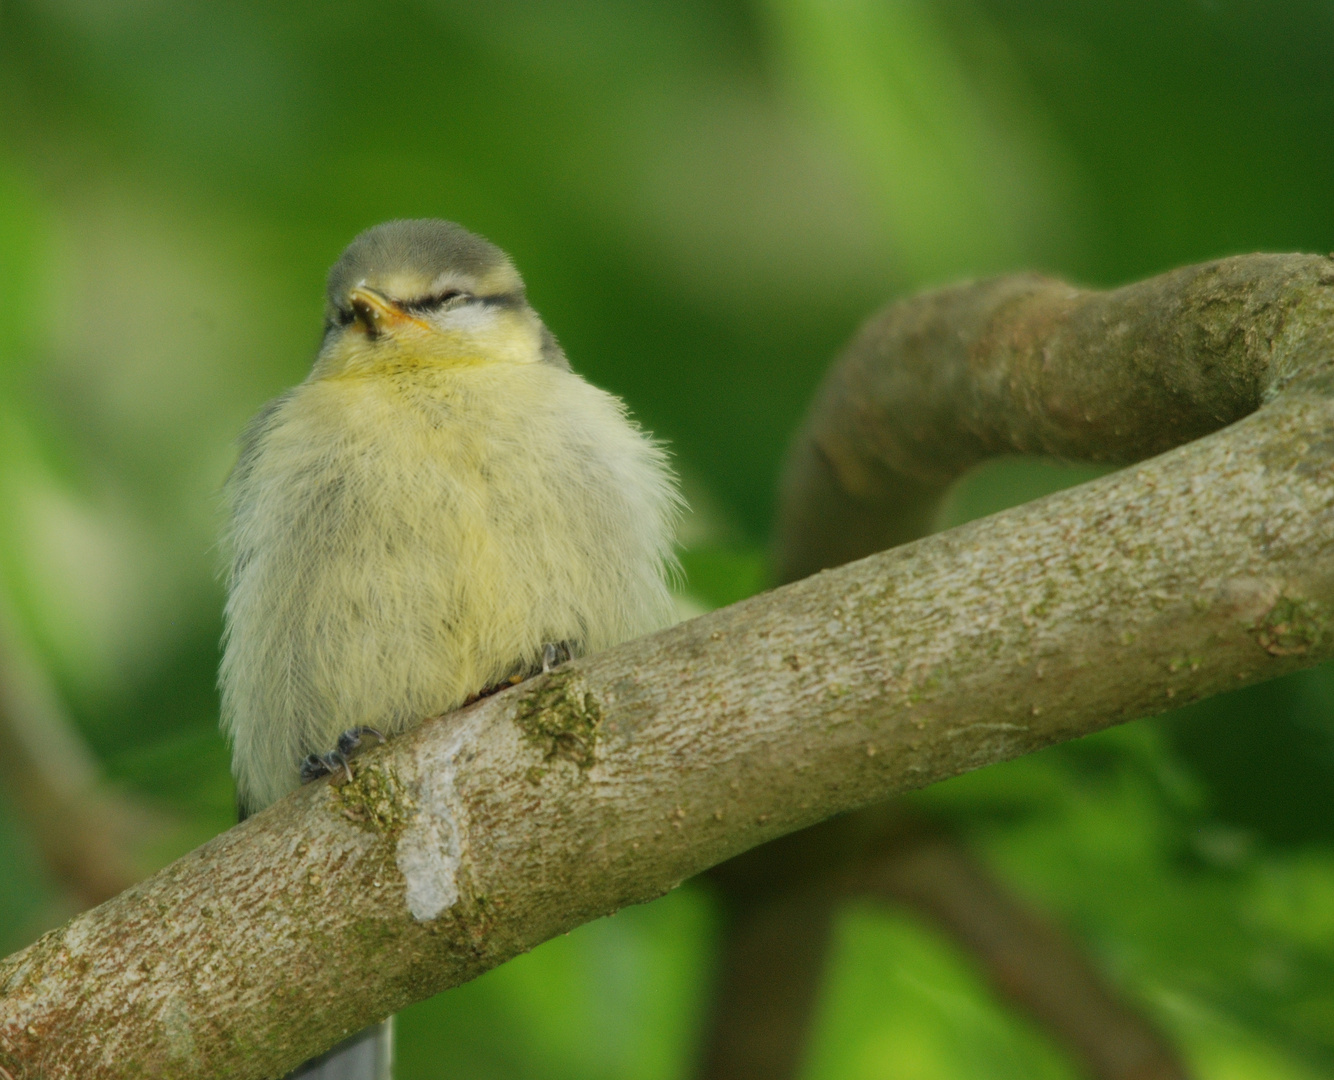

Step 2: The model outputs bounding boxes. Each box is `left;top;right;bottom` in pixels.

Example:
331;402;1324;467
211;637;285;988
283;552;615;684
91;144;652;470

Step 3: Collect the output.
221;362;678;812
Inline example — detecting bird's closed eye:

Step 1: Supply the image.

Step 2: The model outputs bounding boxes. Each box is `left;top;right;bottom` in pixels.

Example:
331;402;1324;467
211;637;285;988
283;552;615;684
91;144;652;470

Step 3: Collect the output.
403;289;472;313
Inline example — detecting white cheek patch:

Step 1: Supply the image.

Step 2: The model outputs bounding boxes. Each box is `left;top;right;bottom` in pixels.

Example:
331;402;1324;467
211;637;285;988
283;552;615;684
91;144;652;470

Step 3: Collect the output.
436;304;544;368
443;304;499;332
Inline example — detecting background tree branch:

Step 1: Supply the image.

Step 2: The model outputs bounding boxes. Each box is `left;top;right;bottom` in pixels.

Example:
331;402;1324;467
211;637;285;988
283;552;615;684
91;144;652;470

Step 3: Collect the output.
3;253;1333;1079
861;816;1188;1080
698;810;1190;1080
777;254;1327;580
0;595;159;914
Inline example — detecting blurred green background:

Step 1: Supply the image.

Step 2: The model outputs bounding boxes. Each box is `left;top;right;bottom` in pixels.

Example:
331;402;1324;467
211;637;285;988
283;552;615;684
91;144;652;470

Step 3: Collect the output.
2;1;1333;1076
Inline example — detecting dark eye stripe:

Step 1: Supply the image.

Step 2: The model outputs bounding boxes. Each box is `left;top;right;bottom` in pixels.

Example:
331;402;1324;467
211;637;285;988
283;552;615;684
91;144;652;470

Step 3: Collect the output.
330;288;523;329
478;292;524;310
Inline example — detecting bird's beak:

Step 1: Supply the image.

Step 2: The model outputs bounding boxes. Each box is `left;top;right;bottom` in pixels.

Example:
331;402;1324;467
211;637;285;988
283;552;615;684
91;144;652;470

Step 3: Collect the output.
347;285;431;337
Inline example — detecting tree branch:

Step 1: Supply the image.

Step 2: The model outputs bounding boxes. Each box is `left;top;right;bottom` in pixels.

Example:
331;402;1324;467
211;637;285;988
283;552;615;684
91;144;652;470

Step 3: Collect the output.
697;844;838;1080
860;816;1189;1080
3;254;1334;1079
0;596;156;913
776;254;1330;580
697;809;1191;1080
691;257;1280;1078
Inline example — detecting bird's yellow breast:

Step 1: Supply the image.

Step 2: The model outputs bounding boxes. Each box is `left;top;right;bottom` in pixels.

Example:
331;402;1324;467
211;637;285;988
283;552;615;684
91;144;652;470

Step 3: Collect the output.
220;359;678;812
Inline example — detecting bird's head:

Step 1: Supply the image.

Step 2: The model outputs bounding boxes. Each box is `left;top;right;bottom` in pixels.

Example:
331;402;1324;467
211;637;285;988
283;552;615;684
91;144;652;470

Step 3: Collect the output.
311;219;566;378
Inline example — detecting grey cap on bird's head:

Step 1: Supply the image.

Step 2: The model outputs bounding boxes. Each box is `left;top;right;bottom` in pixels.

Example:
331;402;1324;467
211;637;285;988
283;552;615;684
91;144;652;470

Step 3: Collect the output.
326;219;525;314
321;218;571;369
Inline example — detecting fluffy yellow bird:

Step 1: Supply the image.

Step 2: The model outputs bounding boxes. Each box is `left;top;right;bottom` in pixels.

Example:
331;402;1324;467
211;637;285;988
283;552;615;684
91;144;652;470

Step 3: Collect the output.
219;219;680;1077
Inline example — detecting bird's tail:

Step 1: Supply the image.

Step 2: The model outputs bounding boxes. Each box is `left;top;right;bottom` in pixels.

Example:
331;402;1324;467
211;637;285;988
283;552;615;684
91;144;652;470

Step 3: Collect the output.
286;1018;393;1080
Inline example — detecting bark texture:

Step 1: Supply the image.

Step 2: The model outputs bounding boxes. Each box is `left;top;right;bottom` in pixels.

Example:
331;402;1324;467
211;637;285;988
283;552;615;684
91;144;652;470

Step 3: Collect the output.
3;254;1334;1079
692;257;1290;1080
777;254;1329;578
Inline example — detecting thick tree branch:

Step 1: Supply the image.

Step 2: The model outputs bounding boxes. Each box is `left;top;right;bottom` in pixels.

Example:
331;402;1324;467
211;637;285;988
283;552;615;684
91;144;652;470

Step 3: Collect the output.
777;254;1329;579
3;254;1334;1079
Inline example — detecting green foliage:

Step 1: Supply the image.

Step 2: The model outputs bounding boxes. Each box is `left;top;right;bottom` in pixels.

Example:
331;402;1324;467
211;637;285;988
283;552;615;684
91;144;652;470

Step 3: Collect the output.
1;1;1333;1075
397;887;713;1080
676;546;771;610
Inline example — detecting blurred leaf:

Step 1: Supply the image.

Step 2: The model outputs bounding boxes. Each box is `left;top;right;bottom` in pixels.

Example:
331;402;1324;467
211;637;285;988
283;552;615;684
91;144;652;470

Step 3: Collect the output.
808;906;1076;1080
758;0;1083;284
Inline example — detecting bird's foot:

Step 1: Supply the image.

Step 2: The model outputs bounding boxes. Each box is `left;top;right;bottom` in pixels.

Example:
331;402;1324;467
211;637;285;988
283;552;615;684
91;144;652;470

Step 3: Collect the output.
300;726;387;785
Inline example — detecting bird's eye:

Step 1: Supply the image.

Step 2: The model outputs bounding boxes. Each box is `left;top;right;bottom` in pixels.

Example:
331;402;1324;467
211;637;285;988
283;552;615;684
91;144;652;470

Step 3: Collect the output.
403;289;471;313
335;306;356;327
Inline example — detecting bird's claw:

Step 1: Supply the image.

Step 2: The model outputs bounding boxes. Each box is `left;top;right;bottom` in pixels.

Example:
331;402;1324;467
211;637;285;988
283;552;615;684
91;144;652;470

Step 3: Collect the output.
542;641;574;673
301;727;388;785
301;751;350;784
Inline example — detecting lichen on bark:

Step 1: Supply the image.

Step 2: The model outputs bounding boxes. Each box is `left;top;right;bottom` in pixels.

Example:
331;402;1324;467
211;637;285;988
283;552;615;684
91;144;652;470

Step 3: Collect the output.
513;670;603;770
331;763;415;835
1255;595;1326;656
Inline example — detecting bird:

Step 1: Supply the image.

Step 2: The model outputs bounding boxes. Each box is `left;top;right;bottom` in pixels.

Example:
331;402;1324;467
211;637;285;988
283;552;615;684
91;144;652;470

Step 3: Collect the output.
218;219;681;1078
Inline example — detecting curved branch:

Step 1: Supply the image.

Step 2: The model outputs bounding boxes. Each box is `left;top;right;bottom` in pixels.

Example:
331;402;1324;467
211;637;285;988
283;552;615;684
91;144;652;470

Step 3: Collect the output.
4;254;1334;1079
702;259;1307;1080
777;253;1333;579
